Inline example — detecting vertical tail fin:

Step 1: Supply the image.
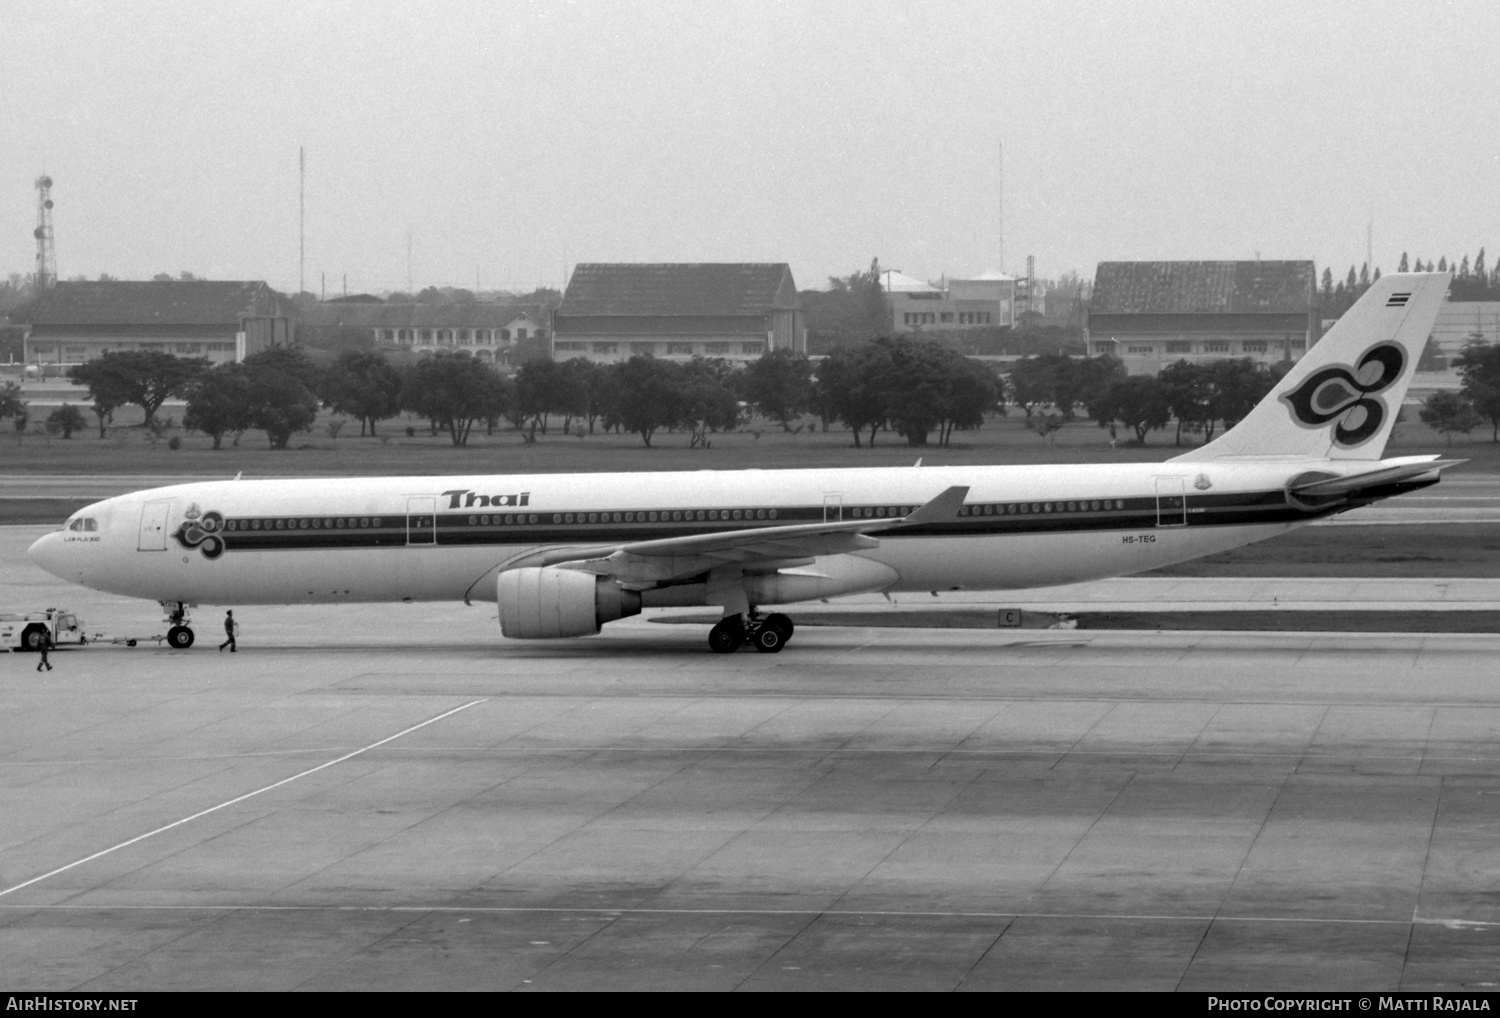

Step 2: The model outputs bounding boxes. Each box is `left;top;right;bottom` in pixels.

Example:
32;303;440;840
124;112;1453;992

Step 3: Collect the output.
1172;272;1450;462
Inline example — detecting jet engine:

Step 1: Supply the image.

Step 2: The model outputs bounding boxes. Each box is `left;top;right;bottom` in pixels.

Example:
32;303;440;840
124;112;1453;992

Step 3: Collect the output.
497;567;641;638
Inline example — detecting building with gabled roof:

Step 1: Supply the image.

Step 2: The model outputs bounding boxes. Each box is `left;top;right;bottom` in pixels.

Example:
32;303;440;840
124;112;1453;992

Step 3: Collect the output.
551;263;805;363
1087;261;1318;374
21;280;292;367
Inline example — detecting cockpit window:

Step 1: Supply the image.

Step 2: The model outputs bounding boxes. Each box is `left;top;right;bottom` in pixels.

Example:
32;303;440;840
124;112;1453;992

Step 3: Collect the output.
66;518;98;532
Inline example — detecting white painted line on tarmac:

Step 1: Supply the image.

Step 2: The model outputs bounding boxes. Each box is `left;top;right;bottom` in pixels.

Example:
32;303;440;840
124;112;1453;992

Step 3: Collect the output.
0;698;488;899
1;902;1493;929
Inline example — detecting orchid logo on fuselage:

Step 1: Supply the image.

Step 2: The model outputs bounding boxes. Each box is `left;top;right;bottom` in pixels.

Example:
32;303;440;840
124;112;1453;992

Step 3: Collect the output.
173;510;226;559
1280;342;1406;449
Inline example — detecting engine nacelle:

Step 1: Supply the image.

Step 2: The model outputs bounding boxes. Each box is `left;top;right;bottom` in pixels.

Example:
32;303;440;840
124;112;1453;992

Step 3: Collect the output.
498;567;641;639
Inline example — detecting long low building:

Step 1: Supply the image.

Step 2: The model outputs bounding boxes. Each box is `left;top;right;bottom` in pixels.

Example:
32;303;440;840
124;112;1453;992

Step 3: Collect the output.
22;280;292;367
300;300;544;361
551;263;806;363
1088;261;1318;374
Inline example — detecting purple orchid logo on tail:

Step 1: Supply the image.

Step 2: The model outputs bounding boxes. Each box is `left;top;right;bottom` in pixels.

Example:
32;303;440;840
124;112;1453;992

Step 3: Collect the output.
1280;343;1405;449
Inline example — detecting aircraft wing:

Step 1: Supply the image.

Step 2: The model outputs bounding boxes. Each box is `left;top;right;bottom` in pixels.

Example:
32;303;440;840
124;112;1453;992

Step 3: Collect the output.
509;485;969;585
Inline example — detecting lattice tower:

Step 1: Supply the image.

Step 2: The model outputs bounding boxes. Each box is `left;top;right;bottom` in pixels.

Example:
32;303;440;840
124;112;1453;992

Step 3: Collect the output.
34;175;57;290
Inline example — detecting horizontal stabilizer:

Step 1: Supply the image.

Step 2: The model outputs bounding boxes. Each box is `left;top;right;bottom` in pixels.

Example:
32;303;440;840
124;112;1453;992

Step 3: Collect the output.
1289;459;1463;497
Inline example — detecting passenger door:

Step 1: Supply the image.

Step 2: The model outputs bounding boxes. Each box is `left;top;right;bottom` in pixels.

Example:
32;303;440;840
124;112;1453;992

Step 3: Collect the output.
1154;477;1187;527
138;501;171;551
407;497;436;545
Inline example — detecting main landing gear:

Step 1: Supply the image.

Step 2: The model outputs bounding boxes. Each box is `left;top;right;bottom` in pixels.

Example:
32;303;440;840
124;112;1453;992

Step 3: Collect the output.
708;612;795;654
162;601;195;650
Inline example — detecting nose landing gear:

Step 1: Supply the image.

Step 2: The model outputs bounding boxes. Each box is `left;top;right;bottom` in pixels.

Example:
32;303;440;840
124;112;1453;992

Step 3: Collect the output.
162;602;195;650
707;612;794;654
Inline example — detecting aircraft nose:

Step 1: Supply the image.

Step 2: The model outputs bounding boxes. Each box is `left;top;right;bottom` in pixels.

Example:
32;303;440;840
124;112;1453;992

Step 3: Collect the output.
27;531;71;581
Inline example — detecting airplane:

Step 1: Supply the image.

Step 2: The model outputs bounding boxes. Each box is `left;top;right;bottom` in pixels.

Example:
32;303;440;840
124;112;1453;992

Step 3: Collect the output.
28;272;1456;654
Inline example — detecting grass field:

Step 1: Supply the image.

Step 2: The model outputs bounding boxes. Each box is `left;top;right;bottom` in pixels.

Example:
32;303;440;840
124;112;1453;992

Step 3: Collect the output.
6;402;1500;477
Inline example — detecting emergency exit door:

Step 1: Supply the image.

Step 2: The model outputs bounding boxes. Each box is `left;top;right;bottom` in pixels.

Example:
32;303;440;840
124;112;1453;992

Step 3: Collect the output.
138;501;171;551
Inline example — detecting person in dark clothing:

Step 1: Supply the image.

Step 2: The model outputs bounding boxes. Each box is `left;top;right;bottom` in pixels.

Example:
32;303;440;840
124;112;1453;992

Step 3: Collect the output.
36;630;52;671
219;610;237;652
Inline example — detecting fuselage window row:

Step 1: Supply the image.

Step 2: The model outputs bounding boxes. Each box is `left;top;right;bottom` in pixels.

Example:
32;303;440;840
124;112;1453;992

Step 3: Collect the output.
219;500;1151;534
226;517;386;531
953;499;1128;517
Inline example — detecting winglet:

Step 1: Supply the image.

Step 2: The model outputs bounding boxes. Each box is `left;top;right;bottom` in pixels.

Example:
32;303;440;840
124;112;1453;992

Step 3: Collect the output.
900;485;969;526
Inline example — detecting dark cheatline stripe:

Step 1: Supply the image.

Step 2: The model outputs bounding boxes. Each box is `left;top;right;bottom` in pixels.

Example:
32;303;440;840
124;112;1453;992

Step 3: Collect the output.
205;485;1375;554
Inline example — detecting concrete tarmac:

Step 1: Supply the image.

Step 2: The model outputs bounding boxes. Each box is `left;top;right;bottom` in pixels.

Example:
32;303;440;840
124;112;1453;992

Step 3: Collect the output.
3;528;1500;991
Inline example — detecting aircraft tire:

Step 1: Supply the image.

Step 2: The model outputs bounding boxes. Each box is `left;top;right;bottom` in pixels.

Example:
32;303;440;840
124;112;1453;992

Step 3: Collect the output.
167;626;195;650
752;626;785;654
708;618;743;654
764;613;794;642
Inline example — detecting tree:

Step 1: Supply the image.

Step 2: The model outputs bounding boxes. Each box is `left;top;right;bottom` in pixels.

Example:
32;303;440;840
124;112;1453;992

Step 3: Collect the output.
1418;390;1483;446
568;358;610;434
679;359;742;448
1207;358;1278;434
184;365;253;449
1398;252;1410;273
245;370;318;449
84;388;122;437
68;351;209;429
605;356;688;447
878;339;1000;446
1006;355;1058;416
0;381;24;425
932;356;1002;446
244;344;323;390
1068;354;1127;418
232;347;323;449
399;354;510;446
815;342;893;447
319;349;402;436
1158;360;1214;444
515;357;590;436
1455;342;1500;441
45;404;88;439
742;349;814;430
1092;375;1172;444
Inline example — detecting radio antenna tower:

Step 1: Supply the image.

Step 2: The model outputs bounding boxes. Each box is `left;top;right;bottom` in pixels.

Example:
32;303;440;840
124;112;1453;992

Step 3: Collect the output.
34;175;57;290
299;147;306;296
997;141;1004;273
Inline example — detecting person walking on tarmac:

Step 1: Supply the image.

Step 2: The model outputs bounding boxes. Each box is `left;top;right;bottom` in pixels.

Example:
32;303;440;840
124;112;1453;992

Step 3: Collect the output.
36;629;53;671
219;610;237;653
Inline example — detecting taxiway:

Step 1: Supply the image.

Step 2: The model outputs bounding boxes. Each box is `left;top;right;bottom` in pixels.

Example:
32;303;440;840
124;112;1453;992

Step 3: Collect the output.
2;526;1498;991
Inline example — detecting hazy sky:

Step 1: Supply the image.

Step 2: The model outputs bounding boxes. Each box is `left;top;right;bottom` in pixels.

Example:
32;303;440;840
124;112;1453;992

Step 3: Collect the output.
4;0;1499;294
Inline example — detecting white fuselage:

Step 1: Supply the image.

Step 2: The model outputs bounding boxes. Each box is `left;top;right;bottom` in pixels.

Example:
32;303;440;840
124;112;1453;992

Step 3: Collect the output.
26;459;1393;610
